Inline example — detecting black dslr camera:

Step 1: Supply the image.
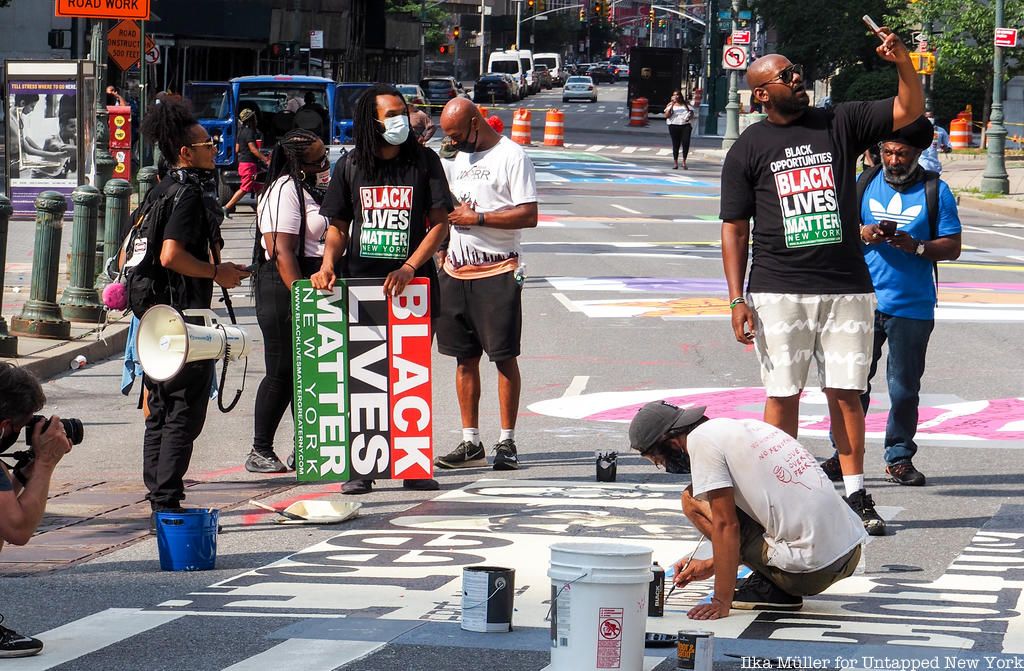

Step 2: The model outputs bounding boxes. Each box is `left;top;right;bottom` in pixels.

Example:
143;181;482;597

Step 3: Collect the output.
23;415;84;447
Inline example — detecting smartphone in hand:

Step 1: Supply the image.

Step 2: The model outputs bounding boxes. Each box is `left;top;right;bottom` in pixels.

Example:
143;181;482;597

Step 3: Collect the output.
877;220;898;237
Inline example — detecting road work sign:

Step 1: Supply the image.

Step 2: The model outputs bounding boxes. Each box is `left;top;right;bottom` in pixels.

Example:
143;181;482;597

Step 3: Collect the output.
56;0;151;21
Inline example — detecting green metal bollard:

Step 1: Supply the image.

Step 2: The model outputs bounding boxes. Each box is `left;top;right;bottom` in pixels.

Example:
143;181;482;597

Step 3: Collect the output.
11;192;71;339
96;178;131;291
60;185;104;322
0;195;17;356
137;166;159;205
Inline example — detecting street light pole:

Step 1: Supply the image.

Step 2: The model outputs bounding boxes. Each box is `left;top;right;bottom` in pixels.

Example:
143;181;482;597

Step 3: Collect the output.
980;0;1009;194
722;0;741;149
479;0;486;79
516;0;522;49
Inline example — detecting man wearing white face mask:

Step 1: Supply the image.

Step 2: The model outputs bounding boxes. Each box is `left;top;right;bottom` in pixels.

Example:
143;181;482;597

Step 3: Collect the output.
316;83;452;495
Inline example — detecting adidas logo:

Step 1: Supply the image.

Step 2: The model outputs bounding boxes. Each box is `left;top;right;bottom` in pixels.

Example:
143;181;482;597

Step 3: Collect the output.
867;192;921;225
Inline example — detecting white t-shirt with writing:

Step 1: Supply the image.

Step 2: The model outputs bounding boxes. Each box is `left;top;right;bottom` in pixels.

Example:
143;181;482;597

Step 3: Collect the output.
257;175;329;260
441;136;537;272
688;417;866;573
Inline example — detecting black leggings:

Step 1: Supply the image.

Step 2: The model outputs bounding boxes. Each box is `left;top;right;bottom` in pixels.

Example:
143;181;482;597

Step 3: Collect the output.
668;124;692;162
252;259;320;456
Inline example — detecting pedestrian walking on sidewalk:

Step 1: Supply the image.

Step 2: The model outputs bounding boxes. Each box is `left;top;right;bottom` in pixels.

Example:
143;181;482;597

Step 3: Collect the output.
917;111;952;174
246;129;331;474
719;23;924;537
138;99;250;524
664;90;694;170
433;97;538;473
629;401;865;619
315;83;450;495
223;108;270;216
822;116;962;488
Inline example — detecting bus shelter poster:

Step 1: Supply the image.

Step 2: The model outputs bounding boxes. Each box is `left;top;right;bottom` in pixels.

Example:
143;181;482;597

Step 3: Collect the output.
291;277;433;483
5;80;80;217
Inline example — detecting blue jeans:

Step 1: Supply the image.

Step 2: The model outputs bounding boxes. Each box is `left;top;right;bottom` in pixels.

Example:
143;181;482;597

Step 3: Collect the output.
864;311;935;465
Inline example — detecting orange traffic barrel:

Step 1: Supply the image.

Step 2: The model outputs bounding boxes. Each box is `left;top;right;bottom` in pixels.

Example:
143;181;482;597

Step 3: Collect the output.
543;108;564;146
629;97;648;126
511;108;532;145
949;118;970;149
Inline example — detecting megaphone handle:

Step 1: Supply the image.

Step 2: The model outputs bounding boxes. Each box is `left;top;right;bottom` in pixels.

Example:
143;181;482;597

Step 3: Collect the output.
217;340;247;413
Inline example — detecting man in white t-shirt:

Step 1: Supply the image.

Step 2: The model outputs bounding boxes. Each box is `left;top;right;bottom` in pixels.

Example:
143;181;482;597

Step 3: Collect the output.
433;97;538;472
628;400;866;620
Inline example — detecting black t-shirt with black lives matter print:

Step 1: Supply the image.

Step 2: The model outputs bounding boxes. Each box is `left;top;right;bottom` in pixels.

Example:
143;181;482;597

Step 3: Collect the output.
320;145;451;281
720;99;894;294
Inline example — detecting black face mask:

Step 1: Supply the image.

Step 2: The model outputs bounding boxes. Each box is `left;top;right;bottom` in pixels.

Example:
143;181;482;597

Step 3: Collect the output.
663;448;691;474
453;120;479;154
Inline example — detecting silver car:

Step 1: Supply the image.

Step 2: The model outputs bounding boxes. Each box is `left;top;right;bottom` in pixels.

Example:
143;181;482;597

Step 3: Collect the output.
562;75;597;103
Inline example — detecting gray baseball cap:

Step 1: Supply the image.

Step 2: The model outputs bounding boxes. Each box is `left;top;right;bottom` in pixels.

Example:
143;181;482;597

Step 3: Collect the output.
628;401;707;453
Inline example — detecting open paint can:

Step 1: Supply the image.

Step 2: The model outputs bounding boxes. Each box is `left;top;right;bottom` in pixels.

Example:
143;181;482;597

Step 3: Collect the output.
677;630;713;671
461;566;515;632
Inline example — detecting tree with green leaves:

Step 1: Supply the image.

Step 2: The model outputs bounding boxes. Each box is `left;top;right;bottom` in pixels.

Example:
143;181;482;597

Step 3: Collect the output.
385;0;452;52
887;0;1024;125
748;0;892;80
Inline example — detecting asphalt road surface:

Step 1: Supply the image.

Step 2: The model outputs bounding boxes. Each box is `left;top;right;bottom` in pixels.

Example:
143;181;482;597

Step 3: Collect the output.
3;99;1024;670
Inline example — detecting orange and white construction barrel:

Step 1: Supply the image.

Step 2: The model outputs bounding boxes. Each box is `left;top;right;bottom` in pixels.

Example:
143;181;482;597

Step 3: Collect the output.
511;108;532;145
949;118;970;149
543;108;564;146
629;97;648;126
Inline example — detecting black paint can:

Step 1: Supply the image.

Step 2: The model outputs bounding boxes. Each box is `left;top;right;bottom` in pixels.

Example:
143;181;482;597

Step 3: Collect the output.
461;566;515;633
648;562;665;617
596;451;617;482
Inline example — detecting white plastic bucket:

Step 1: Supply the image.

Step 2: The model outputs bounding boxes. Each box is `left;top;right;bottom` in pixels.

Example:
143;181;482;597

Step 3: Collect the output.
547;542;653;671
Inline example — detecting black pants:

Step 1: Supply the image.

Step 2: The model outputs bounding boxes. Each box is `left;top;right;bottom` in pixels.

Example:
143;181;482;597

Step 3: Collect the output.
143;359;214;510
668;124;692;162
252;259;321;456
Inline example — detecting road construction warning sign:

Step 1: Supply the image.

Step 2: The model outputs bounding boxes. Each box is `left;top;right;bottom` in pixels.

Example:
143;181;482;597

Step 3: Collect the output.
56;0;151;21
108;20;156;71
722;45;748;70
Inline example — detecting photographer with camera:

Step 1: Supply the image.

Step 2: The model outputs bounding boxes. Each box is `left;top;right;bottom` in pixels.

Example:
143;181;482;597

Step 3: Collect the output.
0;362;74;657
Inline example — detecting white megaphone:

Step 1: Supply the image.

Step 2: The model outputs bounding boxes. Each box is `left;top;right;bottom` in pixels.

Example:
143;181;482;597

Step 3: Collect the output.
136;305;251;381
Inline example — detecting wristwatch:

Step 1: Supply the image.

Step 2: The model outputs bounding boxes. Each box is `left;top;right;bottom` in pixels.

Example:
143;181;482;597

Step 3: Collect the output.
915;241;926;256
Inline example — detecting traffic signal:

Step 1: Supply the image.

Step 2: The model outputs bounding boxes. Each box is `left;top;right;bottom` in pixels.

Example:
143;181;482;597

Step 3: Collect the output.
649;7;656;21
453;26;460;39
47;29;68;50
593;2;602;14
579;8;585;21
528;0;534;8
439;44;449;55
270;42;284;57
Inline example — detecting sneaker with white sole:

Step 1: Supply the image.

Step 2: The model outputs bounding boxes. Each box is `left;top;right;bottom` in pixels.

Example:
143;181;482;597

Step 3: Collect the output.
845;488;886;536
731;571;803;611
245;451;287;473
0;615;43;658
435;441;486;469
492;439;520;471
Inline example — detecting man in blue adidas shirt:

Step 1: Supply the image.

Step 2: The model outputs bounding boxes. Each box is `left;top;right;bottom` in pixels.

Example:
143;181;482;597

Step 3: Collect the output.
824;116;961;488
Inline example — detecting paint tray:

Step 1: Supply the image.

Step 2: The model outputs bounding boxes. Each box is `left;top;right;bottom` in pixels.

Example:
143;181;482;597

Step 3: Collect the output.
274;500;362;525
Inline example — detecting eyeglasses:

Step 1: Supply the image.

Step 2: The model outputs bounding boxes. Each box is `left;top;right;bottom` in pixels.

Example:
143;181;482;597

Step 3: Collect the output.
879;146;916;160
761;64;803;87
189;140;218;149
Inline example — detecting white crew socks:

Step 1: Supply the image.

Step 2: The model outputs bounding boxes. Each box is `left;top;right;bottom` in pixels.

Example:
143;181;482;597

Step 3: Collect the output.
843;474;865;497
463;428;481;445
499;429;515;442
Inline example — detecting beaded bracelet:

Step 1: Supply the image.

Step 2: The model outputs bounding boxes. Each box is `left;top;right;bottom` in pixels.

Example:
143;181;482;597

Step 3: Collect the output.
729;297;746;309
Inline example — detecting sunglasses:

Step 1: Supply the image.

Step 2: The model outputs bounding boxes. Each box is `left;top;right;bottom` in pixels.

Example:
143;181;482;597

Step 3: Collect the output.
302;151;330;169
761;64;803;87
189;140;218;149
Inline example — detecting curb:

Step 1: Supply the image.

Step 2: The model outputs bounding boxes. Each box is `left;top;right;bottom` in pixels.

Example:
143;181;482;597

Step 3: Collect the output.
18;321;131;383
957;195;1024;218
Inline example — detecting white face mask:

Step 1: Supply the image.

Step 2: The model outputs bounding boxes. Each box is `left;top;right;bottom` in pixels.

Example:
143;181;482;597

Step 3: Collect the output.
380;115;410;146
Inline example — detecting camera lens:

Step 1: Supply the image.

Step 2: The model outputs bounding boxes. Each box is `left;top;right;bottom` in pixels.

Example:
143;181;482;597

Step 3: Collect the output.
24;415;84;446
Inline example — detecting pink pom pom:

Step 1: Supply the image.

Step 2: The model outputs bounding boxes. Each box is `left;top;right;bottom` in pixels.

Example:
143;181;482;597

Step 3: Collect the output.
102;282;127;310
486;115;505;134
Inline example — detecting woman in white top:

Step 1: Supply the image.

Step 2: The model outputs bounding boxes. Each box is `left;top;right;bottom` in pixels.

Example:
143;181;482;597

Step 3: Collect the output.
246;129;331;473
664;90;695;170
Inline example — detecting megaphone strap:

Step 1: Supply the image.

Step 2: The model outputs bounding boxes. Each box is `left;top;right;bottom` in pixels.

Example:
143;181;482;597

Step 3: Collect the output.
216;327;246;414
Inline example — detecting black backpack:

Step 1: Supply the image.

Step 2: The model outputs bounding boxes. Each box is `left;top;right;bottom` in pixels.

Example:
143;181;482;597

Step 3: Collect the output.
856;164;940;289
117;182;187;318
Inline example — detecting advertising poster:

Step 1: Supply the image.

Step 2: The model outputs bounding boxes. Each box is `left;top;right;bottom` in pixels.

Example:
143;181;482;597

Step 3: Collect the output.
291;278;433;483
4;61;92;219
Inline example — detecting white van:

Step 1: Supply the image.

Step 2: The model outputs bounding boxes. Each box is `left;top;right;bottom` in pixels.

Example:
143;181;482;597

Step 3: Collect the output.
534;53;564;86
487;50;527;98
518;49;538;94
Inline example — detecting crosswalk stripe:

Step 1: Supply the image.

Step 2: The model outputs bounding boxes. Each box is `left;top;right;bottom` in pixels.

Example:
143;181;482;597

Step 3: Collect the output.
17;608;184;671
221;639;385;671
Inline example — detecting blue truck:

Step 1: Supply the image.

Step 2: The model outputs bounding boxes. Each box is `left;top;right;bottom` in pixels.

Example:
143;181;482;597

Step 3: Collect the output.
185;75;371;201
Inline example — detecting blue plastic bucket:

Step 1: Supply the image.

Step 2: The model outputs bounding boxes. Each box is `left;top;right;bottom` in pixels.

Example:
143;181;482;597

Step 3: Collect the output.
155;509;219;571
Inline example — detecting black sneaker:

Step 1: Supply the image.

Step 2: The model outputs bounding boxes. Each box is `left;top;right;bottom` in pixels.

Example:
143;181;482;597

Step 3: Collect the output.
435;441;486;469
845;489;886;536
342;479;374;495
245;451;287;473
286;450;295;471
820;455;843;482
492;439;520;471
731;571;803;611
403;478;440;491
0;616;43;658
886;461;926;487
